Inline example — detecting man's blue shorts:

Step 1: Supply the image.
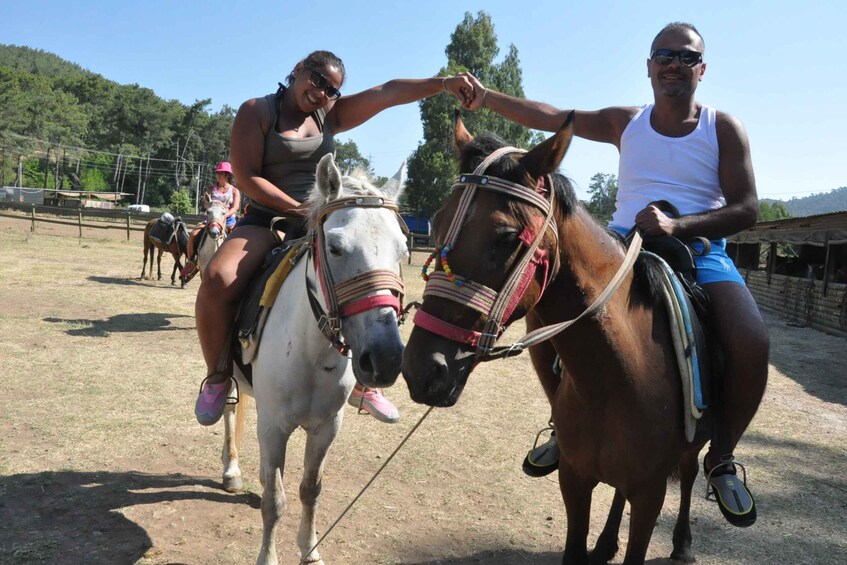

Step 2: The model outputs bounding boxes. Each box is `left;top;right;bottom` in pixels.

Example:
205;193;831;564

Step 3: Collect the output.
610;225;745;286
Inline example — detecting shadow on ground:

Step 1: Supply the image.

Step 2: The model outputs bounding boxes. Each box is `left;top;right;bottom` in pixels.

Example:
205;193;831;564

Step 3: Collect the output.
44;312;193;337
764;314;846;407
0;470;259;564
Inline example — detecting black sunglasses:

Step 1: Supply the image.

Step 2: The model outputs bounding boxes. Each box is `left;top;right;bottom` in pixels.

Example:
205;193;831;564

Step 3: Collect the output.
650;49;703;67
306;68;341;100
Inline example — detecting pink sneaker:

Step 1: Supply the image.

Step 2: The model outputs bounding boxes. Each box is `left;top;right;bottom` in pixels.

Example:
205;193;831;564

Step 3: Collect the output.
195;377;231;426
348;387;400;423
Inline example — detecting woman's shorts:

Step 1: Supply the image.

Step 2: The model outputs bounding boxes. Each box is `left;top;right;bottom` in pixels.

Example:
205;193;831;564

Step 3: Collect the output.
609;225;745;286
236;205;303;236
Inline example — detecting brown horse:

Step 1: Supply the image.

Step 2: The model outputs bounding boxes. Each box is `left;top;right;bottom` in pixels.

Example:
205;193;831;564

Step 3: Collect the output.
141;214;190;288
401;115;734;564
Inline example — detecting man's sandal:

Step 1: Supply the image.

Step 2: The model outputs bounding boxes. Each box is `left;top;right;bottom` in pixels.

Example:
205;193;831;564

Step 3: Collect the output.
522;424;559;477
705;455;757;527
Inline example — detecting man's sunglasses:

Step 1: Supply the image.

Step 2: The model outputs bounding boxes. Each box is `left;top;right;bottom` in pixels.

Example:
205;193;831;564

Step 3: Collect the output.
306;68;341;100
650;49;703;67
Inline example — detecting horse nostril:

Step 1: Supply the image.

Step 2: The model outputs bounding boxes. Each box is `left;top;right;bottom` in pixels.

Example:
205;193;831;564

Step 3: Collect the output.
358;351;374;374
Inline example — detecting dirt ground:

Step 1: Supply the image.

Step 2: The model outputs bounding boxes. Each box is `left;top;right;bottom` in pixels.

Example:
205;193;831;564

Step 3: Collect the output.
0;214;845;565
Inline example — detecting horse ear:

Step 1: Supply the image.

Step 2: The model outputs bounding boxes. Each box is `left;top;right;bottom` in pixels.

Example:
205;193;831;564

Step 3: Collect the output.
316;153;342;200
380;160;406;200
520;111;575;179
453;110;474;157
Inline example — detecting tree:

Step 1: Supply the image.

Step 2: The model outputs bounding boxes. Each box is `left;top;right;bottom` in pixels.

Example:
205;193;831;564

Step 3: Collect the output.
334;138;373;174
404;11;540;217
583;173;618;224
758;201;792;221
169;188;193;215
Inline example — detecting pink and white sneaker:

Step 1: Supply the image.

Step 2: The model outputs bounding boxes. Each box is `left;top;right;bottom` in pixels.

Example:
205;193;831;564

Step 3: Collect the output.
348;387;400;423
194;377;231;426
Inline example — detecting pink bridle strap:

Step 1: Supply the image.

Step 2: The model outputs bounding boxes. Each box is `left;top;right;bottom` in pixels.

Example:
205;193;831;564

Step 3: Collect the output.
413;309;482;346
340;294;401;317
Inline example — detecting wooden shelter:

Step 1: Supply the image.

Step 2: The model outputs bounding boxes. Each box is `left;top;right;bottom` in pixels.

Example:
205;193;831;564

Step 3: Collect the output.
727;211;847;338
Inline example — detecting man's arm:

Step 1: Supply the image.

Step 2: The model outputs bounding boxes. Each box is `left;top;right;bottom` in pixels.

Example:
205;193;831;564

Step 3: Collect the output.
459;72;636;146
635;112;758;239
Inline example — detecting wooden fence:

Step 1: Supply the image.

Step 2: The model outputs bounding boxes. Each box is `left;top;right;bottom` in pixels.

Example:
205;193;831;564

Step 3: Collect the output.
0;202;202;241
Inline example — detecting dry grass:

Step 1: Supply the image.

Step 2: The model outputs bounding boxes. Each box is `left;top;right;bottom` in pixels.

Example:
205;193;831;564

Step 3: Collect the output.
0;215;845;564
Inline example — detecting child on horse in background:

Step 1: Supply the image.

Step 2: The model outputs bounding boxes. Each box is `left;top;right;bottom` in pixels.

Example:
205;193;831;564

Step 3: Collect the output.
193;50;476;427
182;161;241;281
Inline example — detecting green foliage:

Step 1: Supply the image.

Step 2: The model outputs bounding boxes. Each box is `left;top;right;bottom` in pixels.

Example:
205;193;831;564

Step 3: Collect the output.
0;44;234;207
582;173;618;224
169;188;193;215
79;166;109;191
758;201;792;222
405;11;539;217
334;138;373;175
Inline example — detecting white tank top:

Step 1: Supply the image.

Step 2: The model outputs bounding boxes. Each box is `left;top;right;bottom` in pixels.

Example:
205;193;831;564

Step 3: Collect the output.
610;104;723;229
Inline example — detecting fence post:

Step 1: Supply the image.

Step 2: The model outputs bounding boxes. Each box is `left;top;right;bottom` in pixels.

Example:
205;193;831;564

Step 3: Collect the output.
126;214;131;241
78;211;83;241
30;205;36;232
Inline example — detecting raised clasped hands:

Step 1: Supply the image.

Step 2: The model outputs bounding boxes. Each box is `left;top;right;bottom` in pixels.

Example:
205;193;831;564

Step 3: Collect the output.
444;72;486;111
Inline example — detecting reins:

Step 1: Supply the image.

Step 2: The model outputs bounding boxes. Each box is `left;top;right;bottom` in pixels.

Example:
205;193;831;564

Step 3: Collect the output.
298;406;435;564
483;230;642;360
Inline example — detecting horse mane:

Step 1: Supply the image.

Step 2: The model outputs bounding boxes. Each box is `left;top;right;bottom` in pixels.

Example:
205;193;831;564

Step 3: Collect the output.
460;131;663;308
304;166;389;228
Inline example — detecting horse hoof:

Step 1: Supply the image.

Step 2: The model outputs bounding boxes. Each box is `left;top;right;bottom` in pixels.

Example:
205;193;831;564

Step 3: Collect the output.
670;548;696;563
223;475;243;493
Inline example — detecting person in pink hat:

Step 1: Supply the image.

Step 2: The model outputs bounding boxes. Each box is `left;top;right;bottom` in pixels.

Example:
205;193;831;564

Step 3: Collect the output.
193;50;477;427
182;161;241;281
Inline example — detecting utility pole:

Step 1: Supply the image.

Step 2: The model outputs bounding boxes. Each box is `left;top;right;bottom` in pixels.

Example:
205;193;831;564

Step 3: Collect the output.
43;146;51;188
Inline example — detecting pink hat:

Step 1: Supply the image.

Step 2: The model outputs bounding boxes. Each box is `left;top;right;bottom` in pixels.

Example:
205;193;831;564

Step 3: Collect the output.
214;161;233;174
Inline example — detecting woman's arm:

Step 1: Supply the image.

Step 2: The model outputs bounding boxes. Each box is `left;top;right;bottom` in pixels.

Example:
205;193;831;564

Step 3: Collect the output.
230;97;301;213
328;75;474;134
226;187;241;219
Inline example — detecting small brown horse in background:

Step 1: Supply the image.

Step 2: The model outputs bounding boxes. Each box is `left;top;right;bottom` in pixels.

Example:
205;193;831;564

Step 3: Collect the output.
401;115;753;564
141;214;190;288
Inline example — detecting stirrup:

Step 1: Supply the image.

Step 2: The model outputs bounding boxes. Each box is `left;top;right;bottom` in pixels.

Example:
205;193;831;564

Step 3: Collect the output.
522;421;558;478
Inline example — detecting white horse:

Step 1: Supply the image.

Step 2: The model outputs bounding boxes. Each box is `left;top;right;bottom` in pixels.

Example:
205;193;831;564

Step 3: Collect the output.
220;153;408;565
196;200;228;279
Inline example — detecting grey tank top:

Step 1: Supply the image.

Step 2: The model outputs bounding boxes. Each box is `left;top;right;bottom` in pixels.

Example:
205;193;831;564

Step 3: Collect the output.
251;90;335;213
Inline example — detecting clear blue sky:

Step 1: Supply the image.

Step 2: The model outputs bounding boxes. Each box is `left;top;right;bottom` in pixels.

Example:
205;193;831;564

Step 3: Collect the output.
4;0;845;201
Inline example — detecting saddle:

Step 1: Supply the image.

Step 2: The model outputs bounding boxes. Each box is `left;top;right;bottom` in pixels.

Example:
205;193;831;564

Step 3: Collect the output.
150;213;177;245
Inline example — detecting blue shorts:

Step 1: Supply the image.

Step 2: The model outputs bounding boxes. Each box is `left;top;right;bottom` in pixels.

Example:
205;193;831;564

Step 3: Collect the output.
226;215;237;228
610;226;745;286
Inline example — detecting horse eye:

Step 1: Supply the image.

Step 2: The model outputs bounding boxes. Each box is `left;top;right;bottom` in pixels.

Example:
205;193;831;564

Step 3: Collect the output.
329;245;343;257
495;227;520;246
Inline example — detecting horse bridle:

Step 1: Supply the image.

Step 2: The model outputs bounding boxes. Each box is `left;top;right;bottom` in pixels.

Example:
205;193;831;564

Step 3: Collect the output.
204;201;228;238
414;146;559;360
306;195;409;355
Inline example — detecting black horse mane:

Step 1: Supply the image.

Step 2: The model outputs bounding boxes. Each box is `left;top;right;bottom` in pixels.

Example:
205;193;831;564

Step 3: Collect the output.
460;131;663;308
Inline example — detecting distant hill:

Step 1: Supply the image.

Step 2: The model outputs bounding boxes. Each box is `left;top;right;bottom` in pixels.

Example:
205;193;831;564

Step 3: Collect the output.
761;186;847;218
0;44;96;79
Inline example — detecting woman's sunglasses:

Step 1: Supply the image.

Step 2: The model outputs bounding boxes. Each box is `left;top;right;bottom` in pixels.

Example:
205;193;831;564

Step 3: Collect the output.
306;68;341;100
650;49;703;67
